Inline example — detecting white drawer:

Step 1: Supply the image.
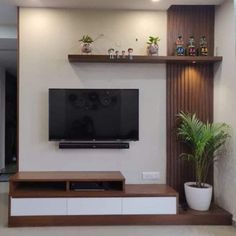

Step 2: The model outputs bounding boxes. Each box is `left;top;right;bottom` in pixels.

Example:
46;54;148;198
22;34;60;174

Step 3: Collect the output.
11;198;67;216
67;197;122;215
122;197;177;215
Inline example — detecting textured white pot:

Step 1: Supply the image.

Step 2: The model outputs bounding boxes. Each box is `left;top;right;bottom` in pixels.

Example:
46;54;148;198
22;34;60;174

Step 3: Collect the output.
184;182;212;211
147;44;159;56
81;43;92;54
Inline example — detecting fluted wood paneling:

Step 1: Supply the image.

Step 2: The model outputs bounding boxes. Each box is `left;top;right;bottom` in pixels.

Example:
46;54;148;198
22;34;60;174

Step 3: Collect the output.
166;6;214;202
166;64;213;200
167;6;214;56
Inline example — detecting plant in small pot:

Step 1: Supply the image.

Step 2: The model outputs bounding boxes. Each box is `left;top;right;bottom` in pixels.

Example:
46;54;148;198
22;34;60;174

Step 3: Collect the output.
79;35;94;54
147;36;160;56
177;112;230;211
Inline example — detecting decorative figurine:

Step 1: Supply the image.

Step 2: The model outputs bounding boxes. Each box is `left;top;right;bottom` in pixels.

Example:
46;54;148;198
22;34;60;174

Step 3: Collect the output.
188;36;196;56
175;35;185;56
108;48;115;59
115;50;120;59
122;50;126;59
128;48;133;60
199;36;208;56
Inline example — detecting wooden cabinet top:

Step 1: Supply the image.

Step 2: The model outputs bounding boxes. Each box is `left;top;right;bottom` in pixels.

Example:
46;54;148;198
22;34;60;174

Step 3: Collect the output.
10;171;125;182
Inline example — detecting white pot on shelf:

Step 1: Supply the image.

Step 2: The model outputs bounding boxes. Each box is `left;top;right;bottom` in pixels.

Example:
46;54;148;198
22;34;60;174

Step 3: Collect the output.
184;182;212;211
147;44;159;56
81;43;92;54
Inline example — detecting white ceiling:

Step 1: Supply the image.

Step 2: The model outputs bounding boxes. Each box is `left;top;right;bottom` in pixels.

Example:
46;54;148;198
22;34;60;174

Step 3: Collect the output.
0;0;224;74
0;0;225;21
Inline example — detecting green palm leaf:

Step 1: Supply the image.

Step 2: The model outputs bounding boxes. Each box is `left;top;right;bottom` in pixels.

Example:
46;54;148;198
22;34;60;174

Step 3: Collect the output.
177;112;230;188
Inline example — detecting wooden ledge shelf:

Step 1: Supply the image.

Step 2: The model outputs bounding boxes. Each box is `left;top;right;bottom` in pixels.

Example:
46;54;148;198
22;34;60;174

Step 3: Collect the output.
68;54;223;64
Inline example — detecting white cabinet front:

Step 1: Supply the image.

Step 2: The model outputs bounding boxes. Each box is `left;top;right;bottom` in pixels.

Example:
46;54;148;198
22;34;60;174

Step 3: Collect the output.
122;197;177;215
67;198;122;215
11;198;67;216
11;197;177;217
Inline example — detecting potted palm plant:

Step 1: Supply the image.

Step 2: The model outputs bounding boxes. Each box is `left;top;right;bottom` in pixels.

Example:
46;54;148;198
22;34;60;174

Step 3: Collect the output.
177;112;230;211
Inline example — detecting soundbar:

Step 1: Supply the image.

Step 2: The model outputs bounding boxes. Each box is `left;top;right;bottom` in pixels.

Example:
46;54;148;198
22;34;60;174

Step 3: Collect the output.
59;142;129;149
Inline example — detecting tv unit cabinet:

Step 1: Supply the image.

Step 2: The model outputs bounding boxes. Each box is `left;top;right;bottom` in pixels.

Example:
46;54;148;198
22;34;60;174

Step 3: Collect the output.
8;171;178;227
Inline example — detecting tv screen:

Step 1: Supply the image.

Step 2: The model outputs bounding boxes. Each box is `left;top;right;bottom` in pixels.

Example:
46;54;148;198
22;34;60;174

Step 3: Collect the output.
49;89;139;141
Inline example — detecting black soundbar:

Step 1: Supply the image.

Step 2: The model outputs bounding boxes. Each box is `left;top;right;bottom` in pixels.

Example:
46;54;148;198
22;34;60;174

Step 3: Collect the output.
59;142;129;149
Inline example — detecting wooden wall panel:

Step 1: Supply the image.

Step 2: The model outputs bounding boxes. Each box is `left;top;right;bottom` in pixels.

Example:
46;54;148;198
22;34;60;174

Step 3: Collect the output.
166;6;214;202
167;6;215;56
166;64;213;201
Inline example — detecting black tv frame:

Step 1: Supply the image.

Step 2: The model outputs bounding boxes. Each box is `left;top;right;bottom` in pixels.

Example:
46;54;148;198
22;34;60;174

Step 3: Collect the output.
48;88;139;147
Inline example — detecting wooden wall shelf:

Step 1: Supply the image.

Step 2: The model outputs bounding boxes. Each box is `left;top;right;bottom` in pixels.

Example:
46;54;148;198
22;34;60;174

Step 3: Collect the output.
68;55;222;64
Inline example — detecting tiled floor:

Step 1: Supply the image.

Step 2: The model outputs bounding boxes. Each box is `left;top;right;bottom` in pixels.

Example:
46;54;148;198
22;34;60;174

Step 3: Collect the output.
0;163;17;182
1;182;236;236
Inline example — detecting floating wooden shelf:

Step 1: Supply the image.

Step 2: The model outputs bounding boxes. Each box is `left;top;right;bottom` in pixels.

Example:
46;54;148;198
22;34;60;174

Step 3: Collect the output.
68;55;222;64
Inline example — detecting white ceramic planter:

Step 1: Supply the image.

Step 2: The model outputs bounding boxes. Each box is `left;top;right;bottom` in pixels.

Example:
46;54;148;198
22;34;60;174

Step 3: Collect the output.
184;182;212;211
81;43;92;54
147;44;159;56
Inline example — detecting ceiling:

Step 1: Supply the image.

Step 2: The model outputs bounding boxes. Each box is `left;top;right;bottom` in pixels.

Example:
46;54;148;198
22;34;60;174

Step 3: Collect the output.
0;0;224;74
0;0;225;17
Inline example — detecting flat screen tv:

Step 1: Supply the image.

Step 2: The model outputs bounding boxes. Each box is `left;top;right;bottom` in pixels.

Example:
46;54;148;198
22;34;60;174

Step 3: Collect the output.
49;89;139;141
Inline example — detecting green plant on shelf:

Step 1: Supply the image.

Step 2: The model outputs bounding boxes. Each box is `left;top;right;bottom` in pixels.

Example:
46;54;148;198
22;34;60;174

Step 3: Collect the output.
79;35;94;43
146;36;160;45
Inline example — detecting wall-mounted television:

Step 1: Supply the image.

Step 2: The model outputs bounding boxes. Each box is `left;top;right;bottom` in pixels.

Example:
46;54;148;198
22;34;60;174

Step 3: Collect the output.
49;89;139;141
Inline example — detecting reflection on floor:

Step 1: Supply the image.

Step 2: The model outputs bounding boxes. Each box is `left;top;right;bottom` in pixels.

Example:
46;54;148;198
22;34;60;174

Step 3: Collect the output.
0;174;11;182
0;163;17;182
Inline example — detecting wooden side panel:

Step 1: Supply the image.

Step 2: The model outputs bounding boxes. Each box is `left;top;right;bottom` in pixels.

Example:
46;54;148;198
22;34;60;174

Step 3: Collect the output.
166;6;215;202
167;5;215;56
166;64;213;201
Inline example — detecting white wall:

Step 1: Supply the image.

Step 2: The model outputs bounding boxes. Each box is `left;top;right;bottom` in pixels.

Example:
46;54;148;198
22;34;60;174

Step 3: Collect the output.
0;68;5;171
19;8;167;183
214;0;236;221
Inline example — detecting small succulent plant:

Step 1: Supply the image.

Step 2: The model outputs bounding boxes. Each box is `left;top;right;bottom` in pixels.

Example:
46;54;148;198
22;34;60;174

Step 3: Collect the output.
79;35;94;43
147;36;160;45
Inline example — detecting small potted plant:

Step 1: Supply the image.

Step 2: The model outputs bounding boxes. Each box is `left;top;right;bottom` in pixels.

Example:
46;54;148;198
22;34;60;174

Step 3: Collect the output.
177;112;230;211
147;36;160;56
79;35;94;54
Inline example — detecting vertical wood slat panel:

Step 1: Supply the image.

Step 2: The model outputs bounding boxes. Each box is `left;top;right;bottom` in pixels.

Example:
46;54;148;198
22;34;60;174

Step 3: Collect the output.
167;5;215;57
166;5;214;202
166;64;213;201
